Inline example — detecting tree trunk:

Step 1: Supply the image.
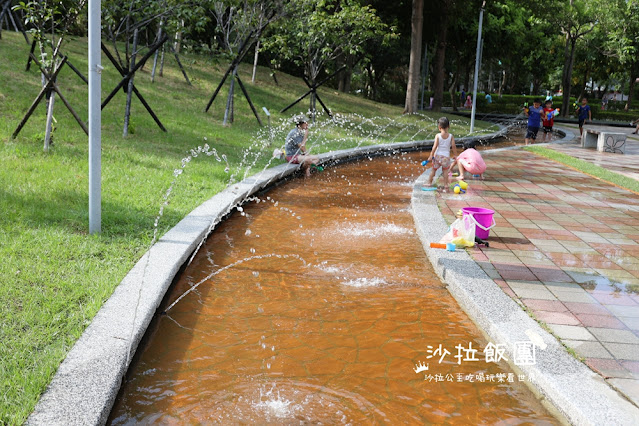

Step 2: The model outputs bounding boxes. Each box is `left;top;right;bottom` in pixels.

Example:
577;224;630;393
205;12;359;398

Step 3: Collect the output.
223;67;237;125
561;35;577;116
487;63;493;94
151;18;164;82
578;63;590;101
625;61;638;111
159;44;165;76
174;20;184;54
498;69;506;98
449;74;458;112
44;90;55;151
366;64;378;100
123;28;139;137
432;3;449;112
404;0;424;113
251;39;260;83
337;55;354;93
448;53;459;112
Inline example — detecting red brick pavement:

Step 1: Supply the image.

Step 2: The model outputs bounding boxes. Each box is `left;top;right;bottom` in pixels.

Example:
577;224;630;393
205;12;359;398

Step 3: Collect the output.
436;149;639;383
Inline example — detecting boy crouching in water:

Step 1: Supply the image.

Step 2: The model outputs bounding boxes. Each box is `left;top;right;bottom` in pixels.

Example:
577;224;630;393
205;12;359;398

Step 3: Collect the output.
427;117;457;192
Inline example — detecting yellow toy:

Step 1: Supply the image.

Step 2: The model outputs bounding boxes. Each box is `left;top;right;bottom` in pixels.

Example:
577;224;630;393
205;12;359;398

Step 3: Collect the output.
458;180;468;190
454;185;461;194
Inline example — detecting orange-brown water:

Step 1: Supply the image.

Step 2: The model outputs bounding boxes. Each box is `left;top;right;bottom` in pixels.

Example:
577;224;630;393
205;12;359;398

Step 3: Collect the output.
109;152;558;424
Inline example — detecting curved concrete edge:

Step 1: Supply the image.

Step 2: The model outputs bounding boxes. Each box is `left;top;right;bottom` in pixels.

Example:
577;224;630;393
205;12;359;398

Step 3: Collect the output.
410;175;639;425
24;127;503;426
25;161;301;426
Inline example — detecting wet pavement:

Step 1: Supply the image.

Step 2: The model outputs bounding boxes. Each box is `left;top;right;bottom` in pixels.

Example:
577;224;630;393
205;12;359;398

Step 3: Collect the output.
109;153;558;424
436;134;639;406
547;123;639;181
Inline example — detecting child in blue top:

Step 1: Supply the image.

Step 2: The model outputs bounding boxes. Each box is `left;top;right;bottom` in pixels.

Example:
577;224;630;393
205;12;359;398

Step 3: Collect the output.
576;97;591;136
525;99;546;145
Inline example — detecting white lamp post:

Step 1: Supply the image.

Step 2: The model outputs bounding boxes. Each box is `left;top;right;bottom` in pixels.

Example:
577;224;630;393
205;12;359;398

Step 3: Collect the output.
469;1;486;134
88;0;101;234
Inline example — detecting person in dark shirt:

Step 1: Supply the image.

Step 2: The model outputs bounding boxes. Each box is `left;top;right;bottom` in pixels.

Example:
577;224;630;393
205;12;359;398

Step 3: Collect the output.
576;97;592;136
525;99;546;145
285;115;319;177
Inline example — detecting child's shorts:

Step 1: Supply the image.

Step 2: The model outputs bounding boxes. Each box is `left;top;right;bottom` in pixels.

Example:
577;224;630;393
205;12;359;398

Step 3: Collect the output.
578;118;586;127
525;126;540;140
543;125;553;133
433;155;452;169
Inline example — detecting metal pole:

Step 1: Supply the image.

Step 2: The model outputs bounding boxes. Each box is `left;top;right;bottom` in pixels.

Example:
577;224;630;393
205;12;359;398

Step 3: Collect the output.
469;2;485;134
88;0;101;234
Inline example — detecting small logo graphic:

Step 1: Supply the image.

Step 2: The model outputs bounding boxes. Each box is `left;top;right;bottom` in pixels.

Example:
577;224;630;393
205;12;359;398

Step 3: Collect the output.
413;361;429;373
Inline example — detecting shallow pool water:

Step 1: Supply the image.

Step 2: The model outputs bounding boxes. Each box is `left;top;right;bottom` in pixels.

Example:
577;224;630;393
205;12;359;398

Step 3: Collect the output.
109;151;558;424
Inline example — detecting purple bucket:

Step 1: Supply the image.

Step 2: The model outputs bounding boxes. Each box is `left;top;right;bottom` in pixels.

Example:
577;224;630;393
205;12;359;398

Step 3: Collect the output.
462;207;496;240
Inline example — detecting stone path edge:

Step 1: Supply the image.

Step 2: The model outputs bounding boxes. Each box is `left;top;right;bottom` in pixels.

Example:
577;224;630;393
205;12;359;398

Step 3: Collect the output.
26;128;505;425
410;133;639;425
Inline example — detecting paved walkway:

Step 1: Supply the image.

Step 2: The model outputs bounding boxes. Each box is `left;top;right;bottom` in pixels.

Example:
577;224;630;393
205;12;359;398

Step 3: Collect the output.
548;123;639;180
436;135;639;407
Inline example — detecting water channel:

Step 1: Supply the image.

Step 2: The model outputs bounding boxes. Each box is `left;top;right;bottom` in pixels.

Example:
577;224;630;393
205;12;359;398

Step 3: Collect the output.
109;134;559;423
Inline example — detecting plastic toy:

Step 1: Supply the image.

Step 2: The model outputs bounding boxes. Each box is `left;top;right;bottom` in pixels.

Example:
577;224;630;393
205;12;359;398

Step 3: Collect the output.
474;236;489;247
446;243;456;252
311;164;324;172
430;242;447;249
452;183;466;194
421;187;438;191
458;181;468;190
421;160;430;166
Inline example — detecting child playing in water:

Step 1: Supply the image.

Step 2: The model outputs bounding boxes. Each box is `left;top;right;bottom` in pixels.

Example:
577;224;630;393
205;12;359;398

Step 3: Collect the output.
454;140;486;181
426;117;458;191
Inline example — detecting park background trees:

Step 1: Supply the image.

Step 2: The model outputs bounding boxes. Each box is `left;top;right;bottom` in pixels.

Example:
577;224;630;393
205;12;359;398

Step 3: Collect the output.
3;0;639;121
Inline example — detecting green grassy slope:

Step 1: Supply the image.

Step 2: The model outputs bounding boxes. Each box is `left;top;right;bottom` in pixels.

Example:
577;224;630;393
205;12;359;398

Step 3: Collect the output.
0;31;496;423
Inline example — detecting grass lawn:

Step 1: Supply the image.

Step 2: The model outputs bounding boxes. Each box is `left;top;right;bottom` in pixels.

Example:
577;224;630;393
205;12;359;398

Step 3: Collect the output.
0;31;497;423
524;145;639;193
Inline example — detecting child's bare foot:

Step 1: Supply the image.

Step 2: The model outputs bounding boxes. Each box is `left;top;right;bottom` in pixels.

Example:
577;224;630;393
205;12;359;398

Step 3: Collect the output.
426;179;433;186
442;188;449;193
455;175;464;181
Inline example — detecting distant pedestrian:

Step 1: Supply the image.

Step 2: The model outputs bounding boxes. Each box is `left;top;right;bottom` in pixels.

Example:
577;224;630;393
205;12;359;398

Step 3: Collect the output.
485;93;492;104
464;95;472;109
575;98;591;136
542;99;555;142
632;118;639;134
461;89;466;106
525;99;545;145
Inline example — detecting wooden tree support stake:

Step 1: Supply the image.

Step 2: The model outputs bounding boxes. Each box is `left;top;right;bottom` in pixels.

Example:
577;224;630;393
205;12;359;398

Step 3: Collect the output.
26;40;87;84
100;37;168;132
12;56;88;138
280;66;345;117
0;0;29;43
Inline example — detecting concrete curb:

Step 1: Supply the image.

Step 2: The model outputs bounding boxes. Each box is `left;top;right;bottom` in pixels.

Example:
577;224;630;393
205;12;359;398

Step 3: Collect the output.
410;155;639;425
26;127;503;425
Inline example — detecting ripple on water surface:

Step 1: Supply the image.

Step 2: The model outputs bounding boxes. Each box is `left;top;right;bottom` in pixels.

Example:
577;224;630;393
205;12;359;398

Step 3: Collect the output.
109;153;558;424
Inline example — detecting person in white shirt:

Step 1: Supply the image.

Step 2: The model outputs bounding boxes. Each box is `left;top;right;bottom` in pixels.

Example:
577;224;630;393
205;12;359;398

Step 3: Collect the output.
426;117;458;191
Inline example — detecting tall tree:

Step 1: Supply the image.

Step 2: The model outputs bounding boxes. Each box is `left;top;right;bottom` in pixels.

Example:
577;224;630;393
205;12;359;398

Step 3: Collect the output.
265;0;387;116
404;0;423;113
601;0;639;110
534;0;596;116
430;0;451;112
